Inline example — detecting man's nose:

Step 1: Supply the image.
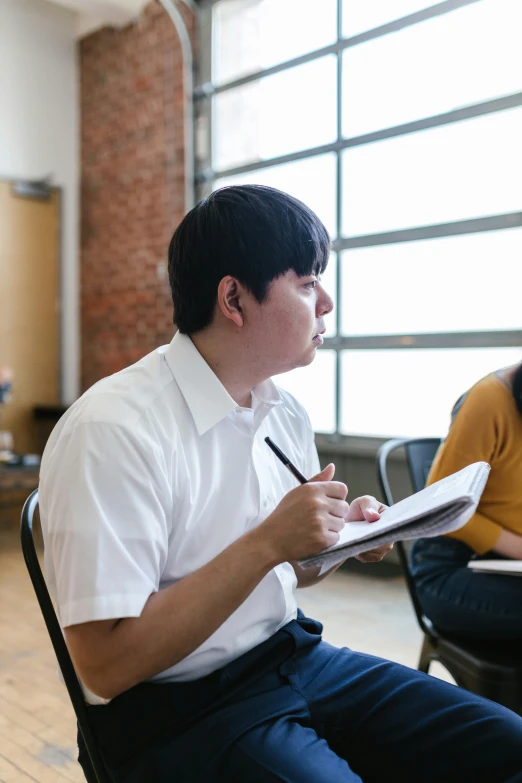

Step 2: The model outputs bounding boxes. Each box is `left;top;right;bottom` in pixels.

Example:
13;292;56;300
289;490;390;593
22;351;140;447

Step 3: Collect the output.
317;284;334;317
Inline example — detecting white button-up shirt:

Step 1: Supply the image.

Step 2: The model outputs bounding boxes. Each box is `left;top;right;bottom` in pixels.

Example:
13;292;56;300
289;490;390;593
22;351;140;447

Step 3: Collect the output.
39;332;320;703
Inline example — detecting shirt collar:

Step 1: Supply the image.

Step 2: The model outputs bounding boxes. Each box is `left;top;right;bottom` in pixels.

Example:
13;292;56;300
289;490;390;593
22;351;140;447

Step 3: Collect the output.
164;332;283;435
251;378;283;408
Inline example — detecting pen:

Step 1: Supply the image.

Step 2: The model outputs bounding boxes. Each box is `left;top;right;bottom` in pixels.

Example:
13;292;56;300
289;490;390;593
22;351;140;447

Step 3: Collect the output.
264;436;308;485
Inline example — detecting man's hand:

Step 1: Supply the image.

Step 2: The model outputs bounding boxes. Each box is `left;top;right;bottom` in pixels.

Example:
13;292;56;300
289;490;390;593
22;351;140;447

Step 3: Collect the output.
259;463;349;563
355;544;393;563
346;495;393;563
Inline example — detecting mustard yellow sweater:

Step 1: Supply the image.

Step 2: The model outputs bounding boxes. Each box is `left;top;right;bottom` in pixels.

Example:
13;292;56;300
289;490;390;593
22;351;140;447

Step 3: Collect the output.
427;373;522;554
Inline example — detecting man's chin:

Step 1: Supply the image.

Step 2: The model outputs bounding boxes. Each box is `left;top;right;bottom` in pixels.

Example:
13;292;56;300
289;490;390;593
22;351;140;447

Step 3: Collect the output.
271;351;315;378
293;348;317;369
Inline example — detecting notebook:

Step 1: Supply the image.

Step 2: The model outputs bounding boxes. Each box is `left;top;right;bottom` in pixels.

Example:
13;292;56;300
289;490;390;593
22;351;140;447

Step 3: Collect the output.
298;461;491;570
468;560;522;576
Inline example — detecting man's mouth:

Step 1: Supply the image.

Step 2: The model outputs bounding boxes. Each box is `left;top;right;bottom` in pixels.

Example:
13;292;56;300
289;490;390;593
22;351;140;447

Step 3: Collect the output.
312;330;325;345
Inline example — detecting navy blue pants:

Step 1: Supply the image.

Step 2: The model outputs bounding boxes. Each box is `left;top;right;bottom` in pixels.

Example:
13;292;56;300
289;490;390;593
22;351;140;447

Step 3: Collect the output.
80;615;522;782
411;537;522;638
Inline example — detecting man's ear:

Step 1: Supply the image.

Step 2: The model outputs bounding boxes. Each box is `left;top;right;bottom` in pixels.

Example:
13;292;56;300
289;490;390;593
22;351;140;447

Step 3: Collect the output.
216;276;244;327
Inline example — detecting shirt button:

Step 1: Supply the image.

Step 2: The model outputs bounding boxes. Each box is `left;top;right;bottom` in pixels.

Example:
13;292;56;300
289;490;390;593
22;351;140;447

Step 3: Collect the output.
264;497;270;507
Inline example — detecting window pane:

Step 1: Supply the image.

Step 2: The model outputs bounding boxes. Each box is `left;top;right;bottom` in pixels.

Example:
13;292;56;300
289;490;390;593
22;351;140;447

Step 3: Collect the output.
276;349;336;433
215;153;337;237
213;0;337;85
340;228;522;336
214;56;337;171
340;347;522;437
342;0;434;37
341;107;522;236
343;1;522;138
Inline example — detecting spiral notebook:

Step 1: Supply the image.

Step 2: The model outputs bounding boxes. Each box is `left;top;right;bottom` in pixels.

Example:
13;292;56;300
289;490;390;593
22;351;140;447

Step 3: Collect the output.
299;461;491;570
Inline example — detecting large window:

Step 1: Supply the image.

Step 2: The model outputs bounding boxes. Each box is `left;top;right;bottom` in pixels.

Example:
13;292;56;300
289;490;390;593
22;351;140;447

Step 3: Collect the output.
196;0;522;439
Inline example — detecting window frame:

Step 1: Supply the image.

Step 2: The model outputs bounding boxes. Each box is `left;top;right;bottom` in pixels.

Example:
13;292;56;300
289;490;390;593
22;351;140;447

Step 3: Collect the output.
195;0;522;445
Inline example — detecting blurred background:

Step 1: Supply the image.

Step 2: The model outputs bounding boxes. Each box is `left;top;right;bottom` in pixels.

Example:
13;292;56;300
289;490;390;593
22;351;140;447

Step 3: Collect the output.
0;1;521;778
1;0;521;516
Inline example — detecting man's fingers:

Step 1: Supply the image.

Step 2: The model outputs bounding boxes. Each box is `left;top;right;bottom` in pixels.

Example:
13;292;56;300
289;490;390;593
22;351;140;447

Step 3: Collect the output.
304;480;348;500
346;495;386;522
309;463;335;483
327;516;346;533
356;553;383;562
323;481;348;500
327;499;350;519
324;530;340;548
356;543;394;563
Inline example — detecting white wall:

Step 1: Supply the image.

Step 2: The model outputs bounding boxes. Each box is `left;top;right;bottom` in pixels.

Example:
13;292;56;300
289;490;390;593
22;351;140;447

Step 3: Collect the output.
0;0;79;403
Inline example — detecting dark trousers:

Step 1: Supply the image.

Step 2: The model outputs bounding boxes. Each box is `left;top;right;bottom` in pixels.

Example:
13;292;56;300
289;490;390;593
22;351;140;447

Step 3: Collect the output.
80;615;522;783
411;537;522;638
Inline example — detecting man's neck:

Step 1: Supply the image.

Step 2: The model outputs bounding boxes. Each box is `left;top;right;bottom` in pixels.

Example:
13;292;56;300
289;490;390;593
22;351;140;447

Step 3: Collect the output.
190;330;262;409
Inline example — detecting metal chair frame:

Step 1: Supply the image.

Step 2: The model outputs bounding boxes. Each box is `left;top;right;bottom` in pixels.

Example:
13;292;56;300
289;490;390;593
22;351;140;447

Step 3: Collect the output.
20;489;111;783
377;438;522;713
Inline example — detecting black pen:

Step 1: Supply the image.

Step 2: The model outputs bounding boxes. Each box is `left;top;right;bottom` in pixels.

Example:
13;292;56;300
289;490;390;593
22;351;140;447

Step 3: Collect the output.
264;437;308;485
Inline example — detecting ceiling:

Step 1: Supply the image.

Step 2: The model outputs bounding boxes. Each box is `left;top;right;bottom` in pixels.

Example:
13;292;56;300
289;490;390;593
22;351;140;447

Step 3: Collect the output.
46;0;151;38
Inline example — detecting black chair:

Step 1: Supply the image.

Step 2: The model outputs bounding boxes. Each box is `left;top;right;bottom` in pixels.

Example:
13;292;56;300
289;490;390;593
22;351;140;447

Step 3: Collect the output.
20;490;111;783
377;438;522;715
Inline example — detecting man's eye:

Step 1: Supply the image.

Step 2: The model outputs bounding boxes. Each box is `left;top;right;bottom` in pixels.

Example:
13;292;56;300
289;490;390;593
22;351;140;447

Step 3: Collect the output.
305;280;317;289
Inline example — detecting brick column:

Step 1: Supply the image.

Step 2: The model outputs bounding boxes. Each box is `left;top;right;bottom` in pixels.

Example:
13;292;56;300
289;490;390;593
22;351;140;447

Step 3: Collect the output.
80;1;195;391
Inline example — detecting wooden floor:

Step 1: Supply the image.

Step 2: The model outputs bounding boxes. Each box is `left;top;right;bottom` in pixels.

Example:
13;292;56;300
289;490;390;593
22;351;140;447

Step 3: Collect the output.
0;527;453;782
0;530;83;783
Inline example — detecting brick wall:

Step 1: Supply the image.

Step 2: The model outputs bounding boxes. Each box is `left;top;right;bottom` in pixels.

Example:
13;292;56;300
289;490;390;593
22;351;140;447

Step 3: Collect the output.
80;1;194;391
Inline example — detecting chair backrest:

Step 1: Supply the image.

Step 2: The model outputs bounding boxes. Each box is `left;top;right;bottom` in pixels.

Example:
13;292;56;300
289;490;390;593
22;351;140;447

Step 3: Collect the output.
20;490;111;783
376;438;442;638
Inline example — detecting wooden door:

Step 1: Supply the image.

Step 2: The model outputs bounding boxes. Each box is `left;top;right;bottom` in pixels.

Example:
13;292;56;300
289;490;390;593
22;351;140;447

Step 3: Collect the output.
0;181;60;454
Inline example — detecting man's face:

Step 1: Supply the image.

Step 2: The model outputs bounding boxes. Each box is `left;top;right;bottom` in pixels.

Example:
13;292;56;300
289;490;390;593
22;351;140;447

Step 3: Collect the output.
245;268;334;377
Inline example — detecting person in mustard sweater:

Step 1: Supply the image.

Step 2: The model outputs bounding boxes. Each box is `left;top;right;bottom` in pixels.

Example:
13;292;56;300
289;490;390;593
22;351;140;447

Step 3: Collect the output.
410;362;522;639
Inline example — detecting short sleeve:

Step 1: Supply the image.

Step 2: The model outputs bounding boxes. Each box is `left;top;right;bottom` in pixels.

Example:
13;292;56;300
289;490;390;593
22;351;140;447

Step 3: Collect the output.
39;422;171;628
427;378;503;554
447;510;502;554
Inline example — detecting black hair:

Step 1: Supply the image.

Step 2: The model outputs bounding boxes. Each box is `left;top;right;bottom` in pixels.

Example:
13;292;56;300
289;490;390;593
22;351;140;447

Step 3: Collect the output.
168;185;331;334
513;362;522;415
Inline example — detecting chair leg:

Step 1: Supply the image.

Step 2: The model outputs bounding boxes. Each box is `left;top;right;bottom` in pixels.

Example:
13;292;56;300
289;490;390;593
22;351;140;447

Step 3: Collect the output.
417;635;433;674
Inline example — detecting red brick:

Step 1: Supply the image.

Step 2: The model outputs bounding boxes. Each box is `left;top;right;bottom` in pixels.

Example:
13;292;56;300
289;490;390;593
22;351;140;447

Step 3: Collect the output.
80;1;195;391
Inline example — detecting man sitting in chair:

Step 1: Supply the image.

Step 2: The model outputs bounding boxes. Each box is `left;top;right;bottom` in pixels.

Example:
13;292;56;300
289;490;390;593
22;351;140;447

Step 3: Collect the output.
39;186;522;783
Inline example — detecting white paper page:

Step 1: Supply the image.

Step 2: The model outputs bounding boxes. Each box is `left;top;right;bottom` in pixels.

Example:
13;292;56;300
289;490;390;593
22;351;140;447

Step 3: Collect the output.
329;502;456;551
309;505;474;572
302;489;482;571
300;462;490;570
468;560;522;575
315;461;487;555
